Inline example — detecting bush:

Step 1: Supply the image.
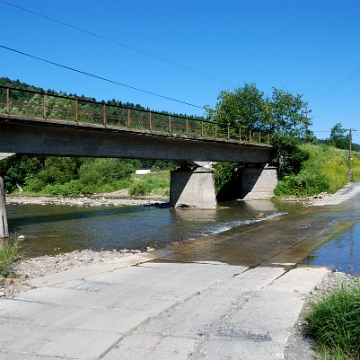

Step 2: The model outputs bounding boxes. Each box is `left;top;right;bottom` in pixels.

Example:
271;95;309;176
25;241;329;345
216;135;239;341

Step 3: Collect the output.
129;181;148;196
0;240;22;277
275;144;360;197
305;282;360;359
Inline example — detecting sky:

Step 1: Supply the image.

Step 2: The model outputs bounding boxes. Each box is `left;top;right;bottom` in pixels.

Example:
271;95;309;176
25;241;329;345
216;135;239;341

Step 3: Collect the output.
0;0;359;143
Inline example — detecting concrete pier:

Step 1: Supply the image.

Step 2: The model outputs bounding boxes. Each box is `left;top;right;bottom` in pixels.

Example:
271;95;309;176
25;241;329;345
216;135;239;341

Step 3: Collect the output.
170;167;217;209
241;165;278;200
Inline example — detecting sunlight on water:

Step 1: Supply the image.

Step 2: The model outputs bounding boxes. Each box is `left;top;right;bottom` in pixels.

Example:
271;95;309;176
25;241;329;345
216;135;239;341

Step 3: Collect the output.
301;221;360;275
7;201;294;258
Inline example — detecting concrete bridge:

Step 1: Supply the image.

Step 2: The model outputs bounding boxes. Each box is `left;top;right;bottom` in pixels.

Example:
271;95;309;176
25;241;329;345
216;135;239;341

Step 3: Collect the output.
0;86;277;237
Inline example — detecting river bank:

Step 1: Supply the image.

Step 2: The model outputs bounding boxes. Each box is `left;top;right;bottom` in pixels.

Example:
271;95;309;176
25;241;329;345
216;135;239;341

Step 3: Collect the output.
6;192;169;207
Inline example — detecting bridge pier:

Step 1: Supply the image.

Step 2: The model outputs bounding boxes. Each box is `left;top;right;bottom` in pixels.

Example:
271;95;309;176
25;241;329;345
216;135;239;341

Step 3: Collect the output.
170;167;217;209
240;165;278;200
0;174;9;238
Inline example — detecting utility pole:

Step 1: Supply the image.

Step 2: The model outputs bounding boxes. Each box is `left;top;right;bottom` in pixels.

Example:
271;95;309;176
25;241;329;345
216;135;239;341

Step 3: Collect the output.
303;108;312;144
348;128;357;181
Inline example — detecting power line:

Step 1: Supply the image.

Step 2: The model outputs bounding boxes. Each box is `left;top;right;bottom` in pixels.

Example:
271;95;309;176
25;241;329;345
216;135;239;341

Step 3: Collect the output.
0;45;203;109
310;64;360;106
0;0;233;87
312;86;360;110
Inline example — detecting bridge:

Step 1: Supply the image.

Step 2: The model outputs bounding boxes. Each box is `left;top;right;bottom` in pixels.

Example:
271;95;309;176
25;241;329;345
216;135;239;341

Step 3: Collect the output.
0;86;277;237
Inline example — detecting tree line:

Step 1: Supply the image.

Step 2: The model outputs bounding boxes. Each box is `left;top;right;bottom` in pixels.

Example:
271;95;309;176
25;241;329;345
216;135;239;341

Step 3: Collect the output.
1;78;358;197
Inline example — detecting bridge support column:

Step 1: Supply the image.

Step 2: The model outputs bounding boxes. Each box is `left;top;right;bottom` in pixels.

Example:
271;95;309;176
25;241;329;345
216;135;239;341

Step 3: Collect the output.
170;167;217;209
0;175;9;238
241;165;278;200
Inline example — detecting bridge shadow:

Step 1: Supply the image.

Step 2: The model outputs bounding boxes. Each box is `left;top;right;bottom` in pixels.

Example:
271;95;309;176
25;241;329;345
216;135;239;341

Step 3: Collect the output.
8;204;166;227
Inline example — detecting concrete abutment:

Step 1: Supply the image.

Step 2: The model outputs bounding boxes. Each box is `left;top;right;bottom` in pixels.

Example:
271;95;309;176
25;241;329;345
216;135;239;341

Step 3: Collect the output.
170;167;217;209
241;165;278;200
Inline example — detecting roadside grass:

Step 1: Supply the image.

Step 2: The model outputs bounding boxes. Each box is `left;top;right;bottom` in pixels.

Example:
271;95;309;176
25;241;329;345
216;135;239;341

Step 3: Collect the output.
275;144;360;197
129;171;170;197
0;239;22;278
305;281;360;360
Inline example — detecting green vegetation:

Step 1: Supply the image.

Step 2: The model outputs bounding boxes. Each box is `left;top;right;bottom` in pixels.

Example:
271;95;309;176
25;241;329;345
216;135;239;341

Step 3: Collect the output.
206;83;360;198
0;155;141;195
305;281;360;359
0;155;172;197
0;239;22;277
2;78;359;199
274;144;360;197
129;171;170;197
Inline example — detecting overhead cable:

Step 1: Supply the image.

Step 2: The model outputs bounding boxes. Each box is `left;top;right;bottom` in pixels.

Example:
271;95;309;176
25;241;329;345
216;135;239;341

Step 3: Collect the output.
0;0;233;87
313;86;360;110
0;45;203;109
310;65;360;106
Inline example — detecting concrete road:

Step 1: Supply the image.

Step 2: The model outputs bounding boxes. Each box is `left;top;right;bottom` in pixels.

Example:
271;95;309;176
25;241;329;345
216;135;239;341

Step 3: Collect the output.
0;252;329;360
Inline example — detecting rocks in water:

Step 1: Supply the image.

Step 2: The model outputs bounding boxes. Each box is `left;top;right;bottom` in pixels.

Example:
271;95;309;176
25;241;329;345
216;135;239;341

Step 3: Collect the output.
255;213;266;219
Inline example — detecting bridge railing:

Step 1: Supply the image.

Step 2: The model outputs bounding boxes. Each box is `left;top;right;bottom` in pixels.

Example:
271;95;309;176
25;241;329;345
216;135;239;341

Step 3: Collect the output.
0;86;271;145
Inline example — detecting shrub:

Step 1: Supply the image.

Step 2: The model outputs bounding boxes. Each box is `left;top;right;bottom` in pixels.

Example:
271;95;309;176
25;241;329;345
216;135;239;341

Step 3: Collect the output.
129;181;148;196
305;281;360;359
0;239;22;277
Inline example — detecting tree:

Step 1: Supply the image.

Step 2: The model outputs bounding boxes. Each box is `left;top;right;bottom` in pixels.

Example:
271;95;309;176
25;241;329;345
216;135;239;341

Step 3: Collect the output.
326;123;349;150
205;84;311;180
205;83;271;134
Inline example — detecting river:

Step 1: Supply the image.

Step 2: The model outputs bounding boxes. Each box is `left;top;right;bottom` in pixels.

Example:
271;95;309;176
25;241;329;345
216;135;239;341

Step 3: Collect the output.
6;196;360;275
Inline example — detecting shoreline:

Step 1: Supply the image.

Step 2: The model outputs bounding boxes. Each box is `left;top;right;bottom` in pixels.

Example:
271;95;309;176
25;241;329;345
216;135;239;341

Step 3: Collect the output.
5;193;169;207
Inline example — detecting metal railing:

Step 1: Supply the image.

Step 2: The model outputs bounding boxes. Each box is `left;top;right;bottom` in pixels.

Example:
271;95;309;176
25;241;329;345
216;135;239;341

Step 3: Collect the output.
0;86;271;145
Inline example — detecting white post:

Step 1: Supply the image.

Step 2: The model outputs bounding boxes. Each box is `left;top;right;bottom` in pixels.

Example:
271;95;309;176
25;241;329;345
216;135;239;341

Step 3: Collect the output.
0;175;9;238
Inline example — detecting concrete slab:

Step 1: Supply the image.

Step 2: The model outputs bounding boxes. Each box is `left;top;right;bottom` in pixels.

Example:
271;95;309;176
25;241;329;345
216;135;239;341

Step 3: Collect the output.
0;300;149;333
0;353;58;360
140;288;252;337
27;252;160;288
103;333;200;360
14;286;177;313
1;263;330;359
53;279;201;302
217;290;303;343
192;338;285;360
264;265;330;294
213;266;285;291
86;267;241;291
0;322;121;359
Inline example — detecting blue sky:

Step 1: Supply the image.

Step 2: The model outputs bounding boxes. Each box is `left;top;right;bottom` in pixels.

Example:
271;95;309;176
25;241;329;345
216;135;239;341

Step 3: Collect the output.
1;0;359;143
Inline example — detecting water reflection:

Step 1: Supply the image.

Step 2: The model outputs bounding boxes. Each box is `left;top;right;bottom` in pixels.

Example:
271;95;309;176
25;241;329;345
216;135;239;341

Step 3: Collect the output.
301;221;360;275
7;200;293;258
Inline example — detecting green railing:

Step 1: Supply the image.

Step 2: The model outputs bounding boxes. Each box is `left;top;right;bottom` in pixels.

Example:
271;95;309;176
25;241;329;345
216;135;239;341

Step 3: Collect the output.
0;86;271;144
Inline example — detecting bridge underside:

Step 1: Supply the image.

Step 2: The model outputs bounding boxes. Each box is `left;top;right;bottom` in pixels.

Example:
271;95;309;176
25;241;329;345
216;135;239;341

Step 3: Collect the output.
0;116;272;163
0;118;277;237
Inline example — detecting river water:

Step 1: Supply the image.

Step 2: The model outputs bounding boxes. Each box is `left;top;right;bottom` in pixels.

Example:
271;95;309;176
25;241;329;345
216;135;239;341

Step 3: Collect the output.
6;198;360;275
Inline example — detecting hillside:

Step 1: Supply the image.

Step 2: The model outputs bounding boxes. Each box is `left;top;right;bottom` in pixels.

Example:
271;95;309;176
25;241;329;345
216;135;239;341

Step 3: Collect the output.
274;144;360;197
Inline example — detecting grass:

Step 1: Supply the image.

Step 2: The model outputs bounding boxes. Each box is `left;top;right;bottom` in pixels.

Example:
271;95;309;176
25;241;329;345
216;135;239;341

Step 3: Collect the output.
275;144;360;197
305;280;360;359
129;171;170;197
0;239;22;278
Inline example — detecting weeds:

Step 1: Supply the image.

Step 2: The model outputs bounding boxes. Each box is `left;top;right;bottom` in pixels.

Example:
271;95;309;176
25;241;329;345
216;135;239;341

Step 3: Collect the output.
129;171;170;197
275;144;360;197
305;281;360;359
0;239;22;277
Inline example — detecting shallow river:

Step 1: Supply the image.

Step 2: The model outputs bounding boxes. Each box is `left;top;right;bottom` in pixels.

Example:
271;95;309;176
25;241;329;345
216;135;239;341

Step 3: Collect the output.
6;198;360;275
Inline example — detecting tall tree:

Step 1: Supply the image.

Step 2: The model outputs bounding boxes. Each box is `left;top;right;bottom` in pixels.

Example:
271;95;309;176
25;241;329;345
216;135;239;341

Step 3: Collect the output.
205;84;311;181
205;83;271;133
326;123;349;150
